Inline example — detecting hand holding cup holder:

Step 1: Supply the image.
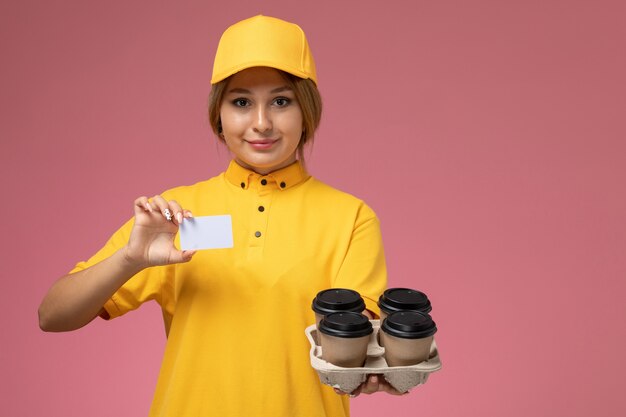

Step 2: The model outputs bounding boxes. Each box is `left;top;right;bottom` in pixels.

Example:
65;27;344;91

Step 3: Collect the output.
307;288;442;394
305;319;441;394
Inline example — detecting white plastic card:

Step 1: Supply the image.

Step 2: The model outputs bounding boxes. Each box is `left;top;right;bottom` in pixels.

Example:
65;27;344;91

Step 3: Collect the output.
179;215;233;250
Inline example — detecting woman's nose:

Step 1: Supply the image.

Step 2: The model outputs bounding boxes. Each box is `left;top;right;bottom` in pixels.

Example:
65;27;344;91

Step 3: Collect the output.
253;106;272;132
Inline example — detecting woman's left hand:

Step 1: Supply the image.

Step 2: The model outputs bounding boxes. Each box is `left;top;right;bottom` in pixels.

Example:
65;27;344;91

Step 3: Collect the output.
333;374;407;397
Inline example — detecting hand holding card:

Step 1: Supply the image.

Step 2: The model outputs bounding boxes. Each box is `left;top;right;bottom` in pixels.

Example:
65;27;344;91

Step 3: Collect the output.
179;215;234;250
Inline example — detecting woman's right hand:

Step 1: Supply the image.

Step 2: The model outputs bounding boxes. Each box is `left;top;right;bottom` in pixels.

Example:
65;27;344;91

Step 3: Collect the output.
124;195;196;268
39;194;196;332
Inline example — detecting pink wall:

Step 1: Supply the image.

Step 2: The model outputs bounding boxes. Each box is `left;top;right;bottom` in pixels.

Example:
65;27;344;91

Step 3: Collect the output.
2;1;625;415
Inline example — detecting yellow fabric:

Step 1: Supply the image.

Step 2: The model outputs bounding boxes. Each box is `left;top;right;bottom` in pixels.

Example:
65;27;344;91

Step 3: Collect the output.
211;15;317;84
70;160;387;417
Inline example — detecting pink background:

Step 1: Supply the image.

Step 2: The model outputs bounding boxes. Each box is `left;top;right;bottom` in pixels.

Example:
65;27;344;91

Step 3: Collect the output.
2;1;625;415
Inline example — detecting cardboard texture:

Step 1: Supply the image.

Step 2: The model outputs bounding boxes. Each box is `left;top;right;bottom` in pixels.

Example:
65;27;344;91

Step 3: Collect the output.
305;320;442;393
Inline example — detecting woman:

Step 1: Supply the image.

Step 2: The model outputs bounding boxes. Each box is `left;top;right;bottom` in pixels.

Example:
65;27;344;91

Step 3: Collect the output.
39;15;398;416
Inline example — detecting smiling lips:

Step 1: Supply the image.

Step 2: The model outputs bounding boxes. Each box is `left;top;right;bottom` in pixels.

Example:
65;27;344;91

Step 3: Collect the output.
246;139;278;150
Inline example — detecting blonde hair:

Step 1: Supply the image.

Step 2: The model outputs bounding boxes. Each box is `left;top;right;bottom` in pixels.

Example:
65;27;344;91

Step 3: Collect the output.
208;71;322;164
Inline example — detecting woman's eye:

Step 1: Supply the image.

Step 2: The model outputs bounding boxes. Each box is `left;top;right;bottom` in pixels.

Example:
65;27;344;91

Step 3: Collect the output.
233;98;249;107
274;97;290;107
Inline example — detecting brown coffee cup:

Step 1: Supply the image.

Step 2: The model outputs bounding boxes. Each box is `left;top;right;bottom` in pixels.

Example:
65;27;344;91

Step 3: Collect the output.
318;312;373;368
380;311;437;366
377;288;433;346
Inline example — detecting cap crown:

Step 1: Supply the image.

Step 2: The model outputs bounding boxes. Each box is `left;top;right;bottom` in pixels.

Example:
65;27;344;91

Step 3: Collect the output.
211;15;317;84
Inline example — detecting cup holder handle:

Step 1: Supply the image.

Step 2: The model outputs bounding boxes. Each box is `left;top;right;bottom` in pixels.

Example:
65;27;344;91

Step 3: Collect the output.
367;345;385;357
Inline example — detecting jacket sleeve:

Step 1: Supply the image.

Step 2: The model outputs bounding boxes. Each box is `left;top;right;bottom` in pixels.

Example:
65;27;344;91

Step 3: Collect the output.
332;203;388;317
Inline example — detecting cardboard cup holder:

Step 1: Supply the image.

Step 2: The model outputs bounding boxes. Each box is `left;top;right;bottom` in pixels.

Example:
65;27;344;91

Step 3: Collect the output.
305;320;442;394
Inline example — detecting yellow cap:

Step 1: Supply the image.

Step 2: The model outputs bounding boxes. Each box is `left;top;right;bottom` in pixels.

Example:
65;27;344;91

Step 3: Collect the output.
211;15;317;85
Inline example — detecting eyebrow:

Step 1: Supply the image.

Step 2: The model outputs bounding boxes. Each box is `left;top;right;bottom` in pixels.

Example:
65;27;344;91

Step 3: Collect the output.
227;86;293;94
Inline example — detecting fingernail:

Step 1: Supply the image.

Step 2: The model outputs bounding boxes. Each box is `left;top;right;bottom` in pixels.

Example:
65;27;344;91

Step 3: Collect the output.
164;209;172;221
146;202;153;212
177;213;183;223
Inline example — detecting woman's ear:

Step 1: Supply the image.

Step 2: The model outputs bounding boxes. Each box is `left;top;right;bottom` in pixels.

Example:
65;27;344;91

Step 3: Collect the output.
217;120;225;139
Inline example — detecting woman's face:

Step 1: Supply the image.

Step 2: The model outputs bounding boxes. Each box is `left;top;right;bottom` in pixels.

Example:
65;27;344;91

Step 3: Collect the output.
220;67;303;175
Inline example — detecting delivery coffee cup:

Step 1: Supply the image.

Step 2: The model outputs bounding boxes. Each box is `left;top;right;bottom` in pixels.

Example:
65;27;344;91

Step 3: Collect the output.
380;310;437;366
378;288;432;322
318;312;373;368
312;288;366;328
